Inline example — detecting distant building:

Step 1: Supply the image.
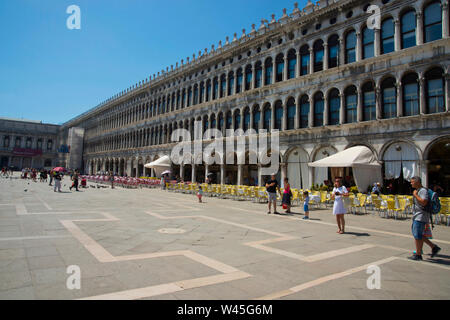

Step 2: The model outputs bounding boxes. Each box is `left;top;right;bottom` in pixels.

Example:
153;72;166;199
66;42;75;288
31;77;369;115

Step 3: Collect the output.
0;118;59;169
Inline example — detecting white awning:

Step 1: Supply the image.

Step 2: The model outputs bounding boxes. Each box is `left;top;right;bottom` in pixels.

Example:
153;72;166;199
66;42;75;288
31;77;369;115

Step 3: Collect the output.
308;146;381;168
308;146;382;192
144;155;171;169
144;155;171;177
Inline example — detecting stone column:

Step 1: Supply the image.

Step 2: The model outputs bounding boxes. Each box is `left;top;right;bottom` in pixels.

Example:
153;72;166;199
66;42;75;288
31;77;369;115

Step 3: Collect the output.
283;56;288;81
262;63;266;86
282;103;287;131
209;79;213;101
280;163;287;189
251;64;256;90
445;71;450;112
225;73;229;97
191;165;196;183
220;164;225;184
419;75;426;114
323;94;329;126
272;57;276;84
205;164;209;181
309;48;314;74
339;37;345;66
257;164;263;187
323;43;329;70
295;100;300;129
396;82;403;117
417;12;424;45
394;19;401;51
180;164;184;181
308;95;314;127
357;88;363;122
296;50;301;78
339;93;345;124
271;103;276;131
374;28;381;57
443;1;449;39
375;86;382;119
356;32;362;62
250;109;254;130
237;164;243;186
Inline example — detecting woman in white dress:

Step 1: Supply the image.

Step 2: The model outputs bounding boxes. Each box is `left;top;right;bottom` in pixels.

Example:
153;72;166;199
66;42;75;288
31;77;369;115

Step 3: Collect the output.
331;178;349;234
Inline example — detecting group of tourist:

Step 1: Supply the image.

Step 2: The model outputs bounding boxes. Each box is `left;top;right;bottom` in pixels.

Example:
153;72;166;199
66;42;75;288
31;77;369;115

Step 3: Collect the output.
260;174;442;259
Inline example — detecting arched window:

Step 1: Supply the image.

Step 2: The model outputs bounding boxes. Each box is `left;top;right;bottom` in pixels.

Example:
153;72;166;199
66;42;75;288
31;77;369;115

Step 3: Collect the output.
401;10;416;49
328;35;339;68
220;74;226;98
26;137;32;148
345;30;356;63
206;80;211;102
402;73;419;116
328;89;340;125
228;72;234;96
313;40;324;72
243;108;250;131
193;85;199;105
299;95;310;128
187;88;192;107
287;50;297;79
182;89;186;107
381;18;395;54
245;65;252;90
236;68;243;93
381;77;397;119
253;105;261;132
275;54;284;82
345;86;357;123
264;58;273;85
362;26;374;59
313;92;324;126
226;111;232;130
176;92;181;108
47;139;53;150
362;82;376;121
234;110;241;130
287;98;296;130
424;1;442;43
213;77;218;100
300;45;310;76
263;103;271;130
255;61;262;88
37;138;42;150
425;67;445;114
274;101;283;130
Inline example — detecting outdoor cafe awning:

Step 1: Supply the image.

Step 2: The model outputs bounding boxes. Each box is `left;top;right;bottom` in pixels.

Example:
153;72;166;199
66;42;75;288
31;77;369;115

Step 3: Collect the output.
144;155;171;177
308;146;382;192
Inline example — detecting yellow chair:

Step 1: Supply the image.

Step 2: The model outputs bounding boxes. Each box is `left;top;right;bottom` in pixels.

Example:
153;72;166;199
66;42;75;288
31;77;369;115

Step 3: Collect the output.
386;199;397;219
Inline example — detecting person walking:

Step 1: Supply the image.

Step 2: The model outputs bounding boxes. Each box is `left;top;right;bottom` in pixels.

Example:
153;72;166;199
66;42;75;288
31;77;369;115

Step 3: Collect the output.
54;172;62;192
331;178;349;234
409;176;435;261
413;222;442;257
281;178;292;213
70;170;79;191
265;174;281;214
109;171;115;189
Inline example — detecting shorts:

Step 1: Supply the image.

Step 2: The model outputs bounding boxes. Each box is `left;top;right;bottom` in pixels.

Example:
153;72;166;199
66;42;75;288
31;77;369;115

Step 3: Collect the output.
267;192;277;202
412;220;426;240
304;204;309;212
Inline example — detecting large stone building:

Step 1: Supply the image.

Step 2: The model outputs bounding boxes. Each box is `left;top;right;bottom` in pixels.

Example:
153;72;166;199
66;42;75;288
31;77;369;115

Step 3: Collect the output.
0;118;60;169
10;0;450;194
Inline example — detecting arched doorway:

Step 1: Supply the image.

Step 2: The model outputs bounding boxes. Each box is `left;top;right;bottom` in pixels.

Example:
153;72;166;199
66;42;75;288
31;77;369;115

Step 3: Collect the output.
287;148;309;189
383;141;419;194
427;137;450;196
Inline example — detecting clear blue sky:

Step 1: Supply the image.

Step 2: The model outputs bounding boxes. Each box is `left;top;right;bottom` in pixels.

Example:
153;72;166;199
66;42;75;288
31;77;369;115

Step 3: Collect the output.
0;0;307;125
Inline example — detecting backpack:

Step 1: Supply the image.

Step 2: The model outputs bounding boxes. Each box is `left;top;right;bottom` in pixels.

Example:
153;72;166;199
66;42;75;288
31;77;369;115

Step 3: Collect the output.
426;189;441;215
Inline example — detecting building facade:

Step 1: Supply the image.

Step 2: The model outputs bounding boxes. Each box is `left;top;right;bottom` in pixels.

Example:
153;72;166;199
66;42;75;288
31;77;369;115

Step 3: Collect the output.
55;0;450;194
0;118;59;169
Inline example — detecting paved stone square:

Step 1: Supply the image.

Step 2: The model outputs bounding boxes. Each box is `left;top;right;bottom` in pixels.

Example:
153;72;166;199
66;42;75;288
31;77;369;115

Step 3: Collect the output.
0;177;449;300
